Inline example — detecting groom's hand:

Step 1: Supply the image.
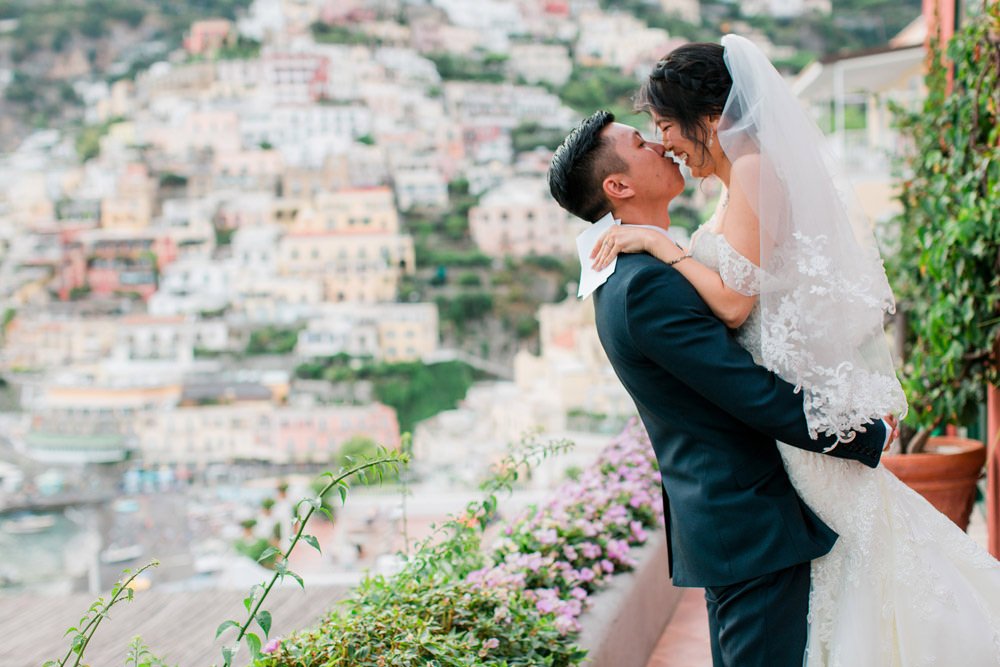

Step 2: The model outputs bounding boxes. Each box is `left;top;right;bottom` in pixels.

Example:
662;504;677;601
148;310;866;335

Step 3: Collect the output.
882;414;900;451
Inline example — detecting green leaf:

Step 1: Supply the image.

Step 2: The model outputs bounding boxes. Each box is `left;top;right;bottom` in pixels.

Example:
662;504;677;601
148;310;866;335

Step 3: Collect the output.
246;631;262;659
302;534;321;554
256;546;280;563
215;619;239;639
286;568;305;589
257;610;272;637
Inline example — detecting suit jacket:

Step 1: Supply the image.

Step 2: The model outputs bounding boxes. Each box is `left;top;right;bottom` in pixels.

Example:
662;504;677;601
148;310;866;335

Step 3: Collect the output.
594;253;886;587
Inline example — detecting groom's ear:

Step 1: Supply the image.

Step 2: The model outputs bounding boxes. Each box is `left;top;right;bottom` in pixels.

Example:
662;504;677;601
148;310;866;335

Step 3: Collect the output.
602;174;634;202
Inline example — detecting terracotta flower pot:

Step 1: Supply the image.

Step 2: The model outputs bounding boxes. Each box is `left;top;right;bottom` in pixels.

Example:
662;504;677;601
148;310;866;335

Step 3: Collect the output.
882;435;987;531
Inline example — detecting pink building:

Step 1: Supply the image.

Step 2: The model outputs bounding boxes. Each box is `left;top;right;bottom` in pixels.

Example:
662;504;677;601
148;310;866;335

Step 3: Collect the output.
84;234;178;301
469;177;586;258
272;403;401;462
184;19;233;56
266;53;330;104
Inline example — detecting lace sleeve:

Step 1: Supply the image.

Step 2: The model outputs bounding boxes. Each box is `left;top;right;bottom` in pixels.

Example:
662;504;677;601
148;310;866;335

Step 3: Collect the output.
716;236;761;296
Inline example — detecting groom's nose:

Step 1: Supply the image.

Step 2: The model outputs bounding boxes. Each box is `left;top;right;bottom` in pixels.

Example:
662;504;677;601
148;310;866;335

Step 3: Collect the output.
648;142;666;156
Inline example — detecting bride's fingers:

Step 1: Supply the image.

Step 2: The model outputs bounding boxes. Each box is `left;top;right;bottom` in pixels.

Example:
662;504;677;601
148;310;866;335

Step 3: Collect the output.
594;249;616;270
592;236;614;268
590;233;612;259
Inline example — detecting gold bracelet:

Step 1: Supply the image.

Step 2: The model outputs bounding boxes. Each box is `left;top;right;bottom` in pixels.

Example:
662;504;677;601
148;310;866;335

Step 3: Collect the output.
666;252;692;266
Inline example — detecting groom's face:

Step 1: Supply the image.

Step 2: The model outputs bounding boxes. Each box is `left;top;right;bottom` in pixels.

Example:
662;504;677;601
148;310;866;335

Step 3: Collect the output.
602;122;685;203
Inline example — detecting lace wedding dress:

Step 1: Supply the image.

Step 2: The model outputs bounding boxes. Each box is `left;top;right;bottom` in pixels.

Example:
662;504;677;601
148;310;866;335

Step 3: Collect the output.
690;220;1000;667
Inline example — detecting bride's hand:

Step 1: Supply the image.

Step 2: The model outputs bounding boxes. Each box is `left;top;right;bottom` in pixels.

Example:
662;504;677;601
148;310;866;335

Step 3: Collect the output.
590;226;678;270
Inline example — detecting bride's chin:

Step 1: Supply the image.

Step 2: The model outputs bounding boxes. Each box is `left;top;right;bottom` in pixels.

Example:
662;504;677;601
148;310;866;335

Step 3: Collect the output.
691;163;716;179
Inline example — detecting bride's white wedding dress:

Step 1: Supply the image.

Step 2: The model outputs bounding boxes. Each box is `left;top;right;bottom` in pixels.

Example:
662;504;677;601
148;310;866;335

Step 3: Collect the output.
690;220;1000;667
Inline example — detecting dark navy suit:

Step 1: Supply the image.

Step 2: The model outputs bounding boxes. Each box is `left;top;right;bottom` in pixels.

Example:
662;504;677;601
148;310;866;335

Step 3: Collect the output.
593;253;886;667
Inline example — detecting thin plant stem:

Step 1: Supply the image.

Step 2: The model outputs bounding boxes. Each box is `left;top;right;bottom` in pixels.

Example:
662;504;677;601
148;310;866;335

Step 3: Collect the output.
223;454;404;666
54;561;159;667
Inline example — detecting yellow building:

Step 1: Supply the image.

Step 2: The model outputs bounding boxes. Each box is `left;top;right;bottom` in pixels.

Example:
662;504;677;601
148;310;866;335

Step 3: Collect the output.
277;232;415;303
1;317;118;370
293;187;401;235
6;172;54;227
100;164;156;230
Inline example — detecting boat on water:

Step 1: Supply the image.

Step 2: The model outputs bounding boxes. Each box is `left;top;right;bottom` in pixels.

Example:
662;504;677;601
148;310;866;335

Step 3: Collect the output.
100;543;144;564
1;514;57;534
0;565;20;586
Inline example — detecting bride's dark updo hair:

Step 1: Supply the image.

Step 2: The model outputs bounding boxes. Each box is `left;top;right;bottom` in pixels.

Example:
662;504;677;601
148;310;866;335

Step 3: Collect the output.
634;43;733;162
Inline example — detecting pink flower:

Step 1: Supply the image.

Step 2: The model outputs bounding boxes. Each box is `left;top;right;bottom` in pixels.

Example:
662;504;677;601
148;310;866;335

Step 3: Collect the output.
536;593;559;614
262;638;281;654
630;520;648;543
580;542;602;559
554;614;580;635
606;539;630;561
537;528;558;545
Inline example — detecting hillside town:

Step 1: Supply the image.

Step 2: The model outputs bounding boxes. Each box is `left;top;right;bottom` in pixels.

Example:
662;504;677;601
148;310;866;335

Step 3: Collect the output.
0;0;951;661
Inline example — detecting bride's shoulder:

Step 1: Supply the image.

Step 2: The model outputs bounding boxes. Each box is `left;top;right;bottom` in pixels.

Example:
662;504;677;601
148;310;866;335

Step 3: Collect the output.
730;154;762;184
732;153;761;168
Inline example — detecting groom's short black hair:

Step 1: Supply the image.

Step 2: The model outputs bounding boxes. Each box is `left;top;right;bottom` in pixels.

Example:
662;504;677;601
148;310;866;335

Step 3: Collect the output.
548;110;627;223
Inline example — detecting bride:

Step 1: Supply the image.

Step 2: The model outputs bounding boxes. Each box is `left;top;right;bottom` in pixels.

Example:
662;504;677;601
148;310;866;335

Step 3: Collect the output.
591;34;1000;666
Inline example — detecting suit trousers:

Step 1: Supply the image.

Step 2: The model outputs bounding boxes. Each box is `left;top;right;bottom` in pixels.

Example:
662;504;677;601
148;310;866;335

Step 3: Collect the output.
703;560;811;667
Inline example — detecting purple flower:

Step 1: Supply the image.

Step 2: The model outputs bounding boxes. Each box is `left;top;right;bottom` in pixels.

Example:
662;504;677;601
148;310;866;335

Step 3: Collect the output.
262;638;281;654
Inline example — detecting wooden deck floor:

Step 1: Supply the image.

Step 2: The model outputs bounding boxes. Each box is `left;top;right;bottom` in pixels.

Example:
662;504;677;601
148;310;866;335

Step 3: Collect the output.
0;585;346;667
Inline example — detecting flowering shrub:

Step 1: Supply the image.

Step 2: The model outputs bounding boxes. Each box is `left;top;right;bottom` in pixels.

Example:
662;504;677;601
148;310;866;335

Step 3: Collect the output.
475;419;662;635
260;420;663;666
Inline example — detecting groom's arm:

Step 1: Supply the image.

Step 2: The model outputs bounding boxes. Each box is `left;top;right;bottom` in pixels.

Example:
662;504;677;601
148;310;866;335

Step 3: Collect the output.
626;264;886;467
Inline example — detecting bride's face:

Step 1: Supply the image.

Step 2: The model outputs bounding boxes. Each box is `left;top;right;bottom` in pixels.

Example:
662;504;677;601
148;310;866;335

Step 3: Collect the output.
652;112;717;179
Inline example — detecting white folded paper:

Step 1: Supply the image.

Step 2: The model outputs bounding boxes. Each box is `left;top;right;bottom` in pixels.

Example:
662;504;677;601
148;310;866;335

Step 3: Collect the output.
576;212;620;299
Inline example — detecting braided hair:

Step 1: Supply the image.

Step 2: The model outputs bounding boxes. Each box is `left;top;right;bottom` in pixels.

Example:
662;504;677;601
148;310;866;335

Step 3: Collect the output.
634;43;733;166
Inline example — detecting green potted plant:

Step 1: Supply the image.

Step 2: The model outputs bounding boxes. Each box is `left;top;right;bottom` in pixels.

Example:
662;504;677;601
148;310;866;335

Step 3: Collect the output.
885;0;999;530
239;517;258;538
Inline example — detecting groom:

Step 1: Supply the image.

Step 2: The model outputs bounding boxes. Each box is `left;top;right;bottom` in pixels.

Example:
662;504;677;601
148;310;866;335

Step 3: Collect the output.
547;111;894;667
